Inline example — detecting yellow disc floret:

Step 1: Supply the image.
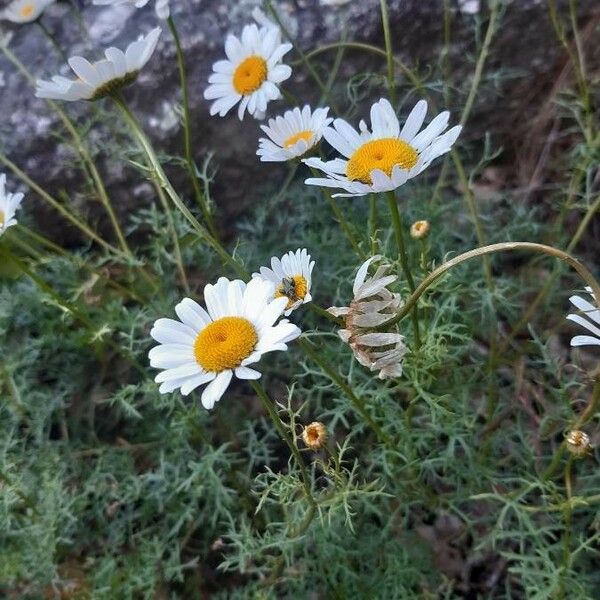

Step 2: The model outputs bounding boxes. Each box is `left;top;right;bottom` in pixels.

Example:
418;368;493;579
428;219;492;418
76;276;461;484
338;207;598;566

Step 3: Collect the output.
194;317;258;372
346;138;418;184
233;55;268;95
275;275;308;309
19;3;35;18
283;130;313;149
0;210;4;228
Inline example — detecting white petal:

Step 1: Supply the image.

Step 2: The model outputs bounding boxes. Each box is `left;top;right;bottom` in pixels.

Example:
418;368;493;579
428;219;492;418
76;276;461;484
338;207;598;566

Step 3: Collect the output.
201;370;233;409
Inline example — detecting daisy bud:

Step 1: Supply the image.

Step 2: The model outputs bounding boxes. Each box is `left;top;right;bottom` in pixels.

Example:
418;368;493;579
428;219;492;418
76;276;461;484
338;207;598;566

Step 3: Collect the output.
301;422;327;450
565;430;591;456
410;220;430;239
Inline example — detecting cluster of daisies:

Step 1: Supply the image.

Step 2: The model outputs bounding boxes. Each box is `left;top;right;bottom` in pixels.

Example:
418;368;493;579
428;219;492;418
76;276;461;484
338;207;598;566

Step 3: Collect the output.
149;249;313;408
0;2;598;410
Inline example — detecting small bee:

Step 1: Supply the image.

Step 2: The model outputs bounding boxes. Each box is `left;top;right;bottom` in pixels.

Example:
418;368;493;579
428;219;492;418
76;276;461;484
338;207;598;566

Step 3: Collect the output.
280;277;298;301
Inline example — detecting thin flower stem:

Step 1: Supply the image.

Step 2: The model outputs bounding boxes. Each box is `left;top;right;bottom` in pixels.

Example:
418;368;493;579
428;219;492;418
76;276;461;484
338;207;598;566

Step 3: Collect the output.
308;166;364;259
386;191;421;347
153;181;191;294
542;376;600;482
0;44;133;258
369;194;379;254
167;16;219;239
12;226;147;304
0;151;125;258
451;151;493;289
35;20;68;63
559;456;574;598
249;379;318;526
302;42;428;95
0;245;145;374
264;0;336;112
379;0;396;104
499;193;600;353
460;0;500;128
378;242;600;330
110;93;248;279
298;337;393;448
308;302;343;325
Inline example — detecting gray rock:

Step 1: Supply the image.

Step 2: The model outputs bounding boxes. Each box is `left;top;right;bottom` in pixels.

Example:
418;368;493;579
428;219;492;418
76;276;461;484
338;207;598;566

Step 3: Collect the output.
0;0;592;243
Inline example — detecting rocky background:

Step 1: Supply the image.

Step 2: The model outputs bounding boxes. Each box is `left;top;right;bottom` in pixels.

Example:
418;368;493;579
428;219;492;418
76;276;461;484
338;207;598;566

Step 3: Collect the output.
0;0;598;245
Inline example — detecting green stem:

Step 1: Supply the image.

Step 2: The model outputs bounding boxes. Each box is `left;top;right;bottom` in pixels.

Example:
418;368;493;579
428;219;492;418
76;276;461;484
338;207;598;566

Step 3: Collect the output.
499;193;600;353
309;166;364;259
0;44;133;258
298;337;392;448
0;245;145;374
386;191;421;347
308;302;343;325
379;242;600;330
0;152;125;258
36;19;68;63
369;194;379;254
249;380;314;502
542;377;600;481
379;0;396;104
167;16;219;239
264;0;336;111
12;226;147;304
110;93;247;279
153;181;190;294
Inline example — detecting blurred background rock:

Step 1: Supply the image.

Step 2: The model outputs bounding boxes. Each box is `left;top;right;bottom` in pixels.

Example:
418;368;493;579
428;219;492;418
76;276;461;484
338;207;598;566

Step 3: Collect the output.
0;0;598;246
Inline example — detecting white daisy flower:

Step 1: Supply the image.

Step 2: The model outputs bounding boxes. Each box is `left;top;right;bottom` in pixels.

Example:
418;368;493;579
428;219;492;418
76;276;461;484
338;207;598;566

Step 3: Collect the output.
0;173;24;236
149;277;301;409
567;287;600;347
203;22;292;120
35;27;161;102
329;256;407;379
304;98;462;198
1;0;55;24
257;106;333;162
253;249;315;316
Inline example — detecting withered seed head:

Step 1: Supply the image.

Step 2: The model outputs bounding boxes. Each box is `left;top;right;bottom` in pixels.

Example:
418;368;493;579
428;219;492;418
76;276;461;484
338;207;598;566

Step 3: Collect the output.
302;421;327;450
410;220;430;239
565;430;592;456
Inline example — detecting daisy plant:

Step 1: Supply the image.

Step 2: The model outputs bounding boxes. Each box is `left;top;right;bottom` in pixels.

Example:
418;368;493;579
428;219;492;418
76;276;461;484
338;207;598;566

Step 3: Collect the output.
204;21;292;120
149;277;301;409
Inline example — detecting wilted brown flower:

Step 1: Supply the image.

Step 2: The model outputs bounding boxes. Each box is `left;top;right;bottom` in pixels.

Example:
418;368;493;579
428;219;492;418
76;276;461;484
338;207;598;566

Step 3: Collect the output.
302;421;327;450
565;430;591;456
328;256;407;379
410;220;430;239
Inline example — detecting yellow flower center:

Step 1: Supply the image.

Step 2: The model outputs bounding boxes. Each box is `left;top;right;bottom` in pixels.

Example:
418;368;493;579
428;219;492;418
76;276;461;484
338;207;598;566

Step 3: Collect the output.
283;130;313;149
275;275;308;309
233;55;268;95
19;3;35;18
194;317;258;373
0;210;4;228
346;138;418;184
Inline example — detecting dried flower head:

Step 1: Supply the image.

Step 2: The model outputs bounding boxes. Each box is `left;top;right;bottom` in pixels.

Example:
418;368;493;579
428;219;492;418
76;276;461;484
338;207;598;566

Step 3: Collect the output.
328;256;407;379
410;219;430;239
565;430;591;456
302;421;327;450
